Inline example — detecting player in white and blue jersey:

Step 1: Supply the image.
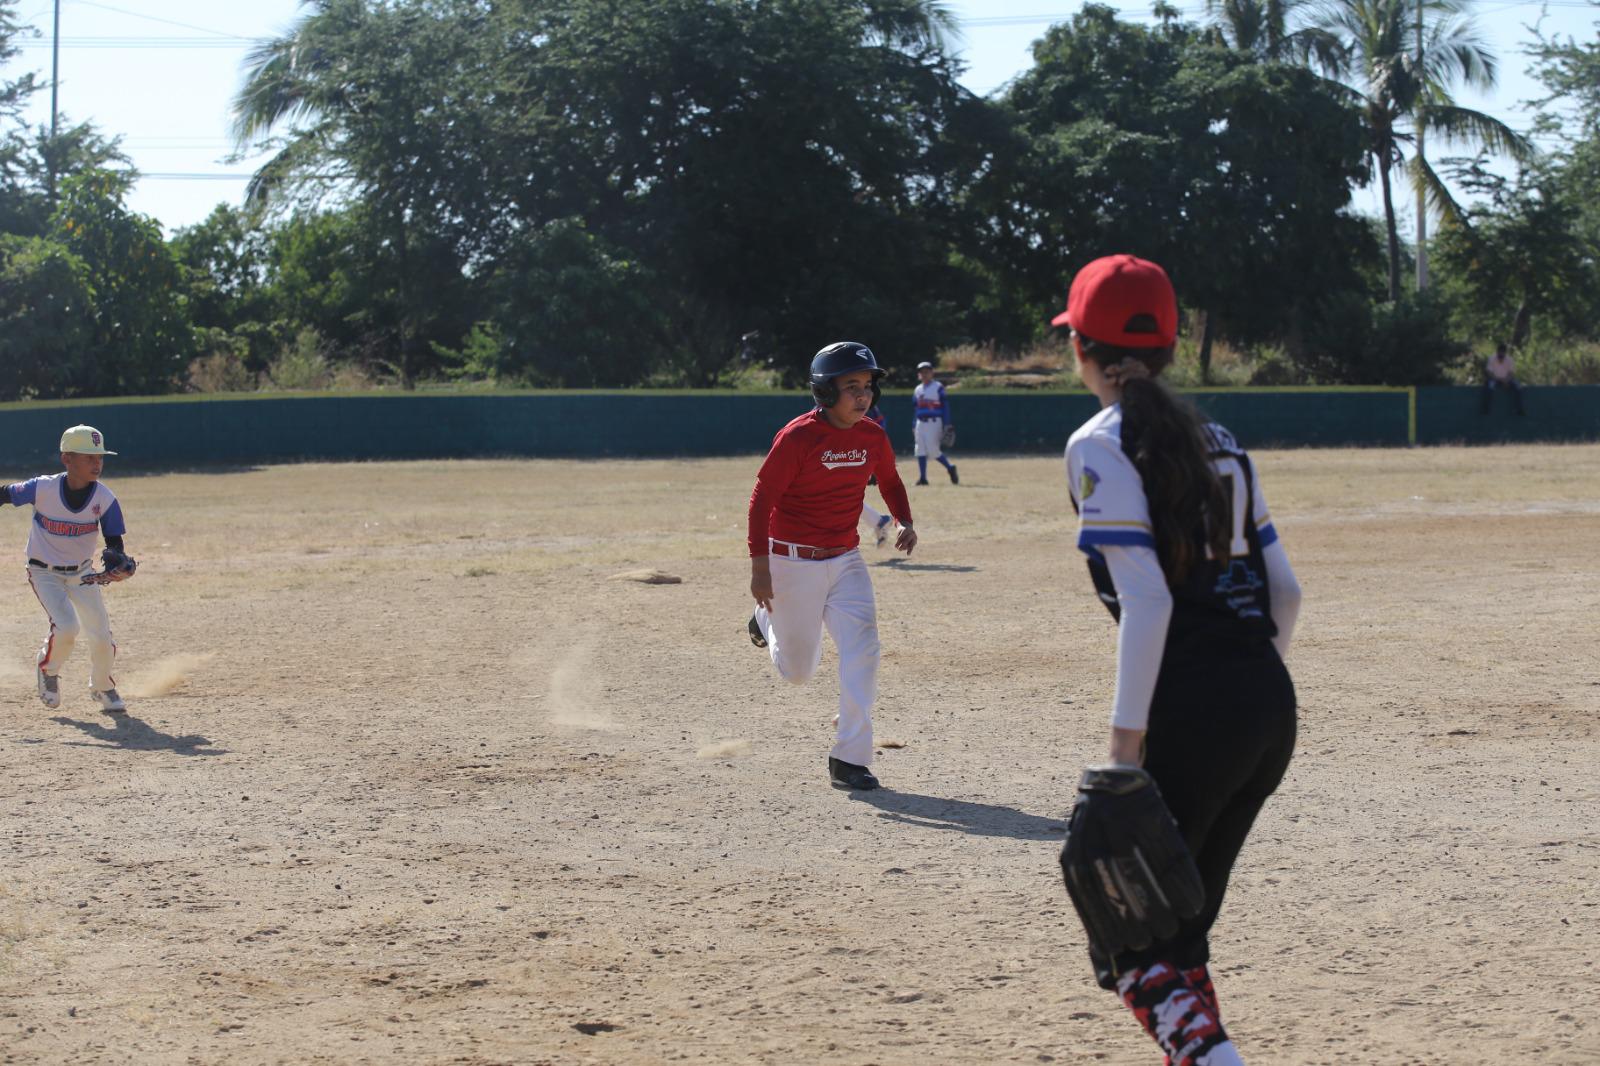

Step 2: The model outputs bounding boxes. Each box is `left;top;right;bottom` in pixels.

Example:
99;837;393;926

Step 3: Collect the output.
911;361;957;485
2;425;132;713
1055;256;1302;1066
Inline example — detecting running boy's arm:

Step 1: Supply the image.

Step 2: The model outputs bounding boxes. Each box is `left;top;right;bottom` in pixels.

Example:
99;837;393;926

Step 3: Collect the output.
747;432;804;608
872;440;912;530
871;438;916;554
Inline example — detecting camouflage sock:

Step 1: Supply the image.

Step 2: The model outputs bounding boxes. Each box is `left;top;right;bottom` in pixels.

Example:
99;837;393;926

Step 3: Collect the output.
1183;965;1220;1022
1116;961;1231;1066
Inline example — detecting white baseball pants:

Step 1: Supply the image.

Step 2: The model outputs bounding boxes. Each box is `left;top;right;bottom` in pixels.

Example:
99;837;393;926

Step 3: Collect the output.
753;549;879;766
27;564;117;691
913;418;944;459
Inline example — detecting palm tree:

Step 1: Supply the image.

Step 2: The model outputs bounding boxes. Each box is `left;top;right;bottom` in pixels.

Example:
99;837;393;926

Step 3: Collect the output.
1205;0;1344;69
1317;0;1532;301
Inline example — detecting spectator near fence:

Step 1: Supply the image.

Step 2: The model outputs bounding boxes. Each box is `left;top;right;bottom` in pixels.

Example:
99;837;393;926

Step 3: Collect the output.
1480;343;1526;416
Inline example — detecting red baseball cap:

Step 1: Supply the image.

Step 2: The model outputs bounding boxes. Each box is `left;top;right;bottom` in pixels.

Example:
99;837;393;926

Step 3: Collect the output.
1051;254;1178;347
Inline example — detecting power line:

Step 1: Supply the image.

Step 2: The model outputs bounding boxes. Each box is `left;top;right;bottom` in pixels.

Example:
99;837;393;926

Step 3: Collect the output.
137;172;254;180
66;0;244;38
15;36;254;48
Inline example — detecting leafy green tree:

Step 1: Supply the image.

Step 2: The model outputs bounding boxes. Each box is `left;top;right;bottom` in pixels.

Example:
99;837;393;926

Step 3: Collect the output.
233;0;500;386
1527;17;1600;281
170;203;282;372
476;218;660;387
1204;0;1343;68
50;171;194;395
0;234;93;400
978;6;1373;373
1294;288;1465;383
1316;0;1531;301
1432;158;1596;347
488;0;992;384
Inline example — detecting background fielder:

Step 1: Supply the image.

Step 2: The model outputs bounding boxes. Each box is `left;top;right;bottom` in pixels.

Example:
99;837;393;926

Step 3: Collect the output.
2;425;136;714
911;360;957;486
746;342;916;791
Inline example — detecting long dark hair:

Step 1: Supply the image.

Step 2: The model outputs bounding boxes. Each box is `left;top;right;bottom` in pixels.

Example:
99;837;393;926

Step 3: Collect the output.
1079;335;1230;583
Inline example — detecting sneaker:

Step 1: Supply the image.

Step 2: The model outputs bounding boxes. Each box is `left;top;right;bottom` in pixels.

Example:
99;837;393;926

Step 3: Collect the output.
828;757;880;791
874;515;892;547
37;669;60;709
91;688;127;714
747;613;768;649
948;464;959;485
915;478;929;486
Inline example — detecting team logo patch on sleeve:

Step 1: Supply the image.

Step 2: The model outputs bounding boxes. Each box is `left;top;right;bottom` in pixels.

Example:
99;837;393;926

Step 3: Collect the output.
1079;466;1101;501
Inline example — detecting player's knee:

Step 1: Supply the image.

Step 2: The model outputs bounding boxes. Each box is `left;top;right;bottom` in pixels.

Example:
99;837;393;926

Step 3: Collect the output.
775;660;817;685
772;648;818;685
54;620;81;642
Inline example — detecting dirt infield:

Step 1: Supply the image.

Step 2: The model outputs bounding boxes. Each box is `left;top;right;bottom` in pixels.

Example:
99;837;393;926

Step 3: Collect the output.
2;445;1596;1065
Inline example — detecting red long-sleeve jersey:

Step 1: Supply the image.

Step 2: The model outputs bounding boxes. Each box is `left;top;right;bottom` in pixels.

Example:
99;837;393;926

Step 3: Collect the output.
747;409;912;557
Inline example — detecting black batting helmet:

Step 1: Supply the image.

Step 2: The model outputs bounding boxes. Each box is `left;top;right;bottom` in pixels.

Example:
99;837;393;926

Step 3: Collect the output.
809;341;883;408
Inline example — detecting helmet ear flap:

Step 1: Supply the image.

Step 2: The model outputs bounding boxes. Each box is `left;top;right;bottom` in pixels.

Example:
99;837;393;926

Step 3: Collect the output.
870;378;881;406
813;381;840;408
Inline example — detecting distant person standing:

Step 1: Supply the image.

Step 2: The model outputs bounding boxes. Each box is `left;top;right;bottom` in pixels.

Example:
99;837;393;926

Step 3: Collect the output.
1480;343;1525;415
912;361;958;485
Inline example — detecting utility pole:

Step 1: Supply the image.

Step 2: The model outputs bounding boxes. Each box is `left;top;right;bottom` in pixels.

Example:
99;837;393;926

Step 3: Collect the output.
50;0;60;137
1420;0;1433;291
47;0;60;204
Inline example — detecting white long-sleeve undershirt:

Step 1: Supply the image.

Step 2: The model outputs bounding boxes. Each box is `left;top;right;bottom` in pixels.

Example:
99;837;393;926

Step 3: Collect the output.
1262;538;1301;660
1101;544;1173;733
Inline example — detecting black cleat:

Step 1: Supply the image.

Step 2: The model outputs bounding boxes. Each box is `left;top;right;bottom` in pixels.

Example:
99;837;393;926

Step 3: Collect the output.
829;757;880;791
748;613;768;648
915;478;929;486
948;464;959;485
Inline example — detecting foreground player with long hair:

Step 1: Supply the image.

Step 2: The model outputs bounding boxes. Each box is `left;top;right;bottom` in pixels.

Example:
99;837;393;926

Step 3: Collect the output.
746;342;916;791
1056;257;1303;1065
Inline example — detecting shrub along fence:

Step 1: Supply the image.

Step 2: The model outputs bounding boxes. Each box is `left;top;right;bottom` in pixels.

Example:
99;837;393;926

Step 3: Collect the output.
0;387;1593;467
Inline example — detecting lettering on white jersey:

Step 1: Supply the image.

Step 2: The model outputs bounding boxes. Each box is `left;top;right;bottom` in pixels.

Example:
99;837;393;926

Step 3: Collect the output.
820;448;870;470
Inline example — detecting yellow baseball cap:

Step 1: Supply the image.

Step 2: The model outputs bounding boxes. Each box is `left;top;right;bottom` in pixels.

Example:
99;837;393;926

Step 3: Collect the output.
60;425;117;455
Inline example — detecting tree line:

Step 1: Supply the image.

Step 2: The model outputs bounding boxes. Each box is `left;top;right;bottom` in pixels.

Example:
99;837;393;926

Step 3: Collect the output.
1;0;1597;402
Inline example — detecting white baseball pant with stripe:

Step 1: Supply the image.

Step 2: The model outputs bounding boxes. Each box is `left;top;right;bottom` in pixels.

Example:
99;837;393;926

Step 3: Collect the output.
28;564;117;692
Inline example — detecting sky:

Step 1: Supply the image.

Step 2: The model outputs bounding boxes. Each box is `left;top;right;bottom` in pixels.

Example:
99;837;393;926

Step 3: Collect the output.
10;0;1598;235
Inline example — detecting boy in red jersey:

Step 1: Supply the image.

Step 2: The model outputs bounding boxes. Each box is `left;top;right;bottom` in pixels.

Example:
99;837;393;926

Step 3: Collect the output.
746;342;916;790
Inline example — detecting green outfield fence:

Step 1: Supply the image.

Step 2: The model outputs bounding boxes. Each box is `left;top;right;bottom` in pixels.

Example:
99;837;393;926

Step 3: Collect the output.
0;386;1594;467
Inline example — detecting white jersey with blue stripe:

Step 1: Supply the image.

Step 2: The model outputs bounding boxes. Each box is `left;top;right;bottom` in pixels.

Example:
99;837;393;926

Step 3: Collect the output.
1066;404;1280;648
913;381;948;421
7;474;125;568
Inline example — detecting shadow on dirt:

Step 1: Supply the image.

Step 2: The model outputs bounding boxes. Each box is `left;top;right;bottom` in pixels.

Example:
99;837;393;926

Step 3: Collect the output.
849;788;1066;839
872;559;980;573
50;714;228;756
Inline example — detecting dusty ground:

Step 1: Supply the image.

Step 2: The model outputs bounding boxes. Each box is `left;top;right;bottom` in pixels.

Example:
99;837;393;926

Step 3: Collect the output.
1;445;1597;1065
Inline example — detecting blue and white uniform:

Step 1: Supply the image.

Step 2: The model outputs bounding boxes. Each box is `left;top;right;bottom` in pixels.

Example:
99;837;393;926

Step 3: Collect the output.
4;474;126;694
912;379;949;460
912;374;958;483
9;474;126;568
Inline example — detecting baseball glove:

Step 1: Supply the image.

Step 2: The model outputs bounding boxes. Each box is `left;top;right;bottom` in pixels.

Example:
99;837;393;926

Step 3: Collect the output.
1058;765;1205;958
940;424;956;449
80;548;138;586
